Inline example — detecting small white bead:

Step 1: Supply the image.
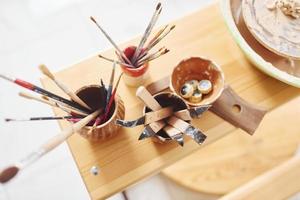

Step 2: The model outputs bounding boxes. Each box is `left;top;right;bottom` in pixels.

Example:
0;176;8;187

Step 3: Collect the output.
90;166;100;176
198;80;212;94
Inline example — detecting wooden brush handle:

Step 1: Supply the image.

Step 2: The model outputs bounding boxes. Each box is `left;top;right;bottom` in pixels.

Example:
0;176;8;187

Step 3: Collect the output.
42;110;100;152
219;156;300;200
54;79;91;110
136;86;182;138
136;86;162;110
144;107;173;124
146;77;267;135
210;86;267;135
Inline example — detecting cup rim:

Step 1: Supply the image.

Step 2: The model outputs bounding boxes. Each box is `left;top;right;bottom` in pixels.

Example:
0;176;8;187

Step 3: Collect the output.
120;62;149;72
170;56;225;106
74;84;119;129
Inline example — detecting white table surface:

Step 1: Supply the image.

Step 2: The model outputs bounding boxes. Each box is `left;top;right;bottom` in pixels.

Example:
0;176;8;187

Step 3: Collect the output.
0;1;214;199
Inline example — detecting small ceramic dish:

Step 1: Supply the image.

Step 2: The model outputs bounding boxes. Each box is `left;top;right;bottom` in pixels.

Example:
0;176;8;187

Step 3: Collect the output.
170;57;225;107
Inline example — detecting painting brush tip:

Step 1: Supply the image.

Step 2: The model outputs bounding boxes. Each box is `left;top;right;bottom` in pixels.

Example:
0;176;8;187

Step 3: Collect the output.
0;166;19;183
90;16;96;23
156;2;162;10
39;64;54;80
4;118;12;122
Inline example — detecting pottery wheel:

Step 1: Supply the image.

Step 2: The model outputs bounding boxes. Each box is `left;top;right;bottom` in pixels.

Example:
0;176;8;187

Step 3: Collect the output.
162;97;300;195
242;0;300;59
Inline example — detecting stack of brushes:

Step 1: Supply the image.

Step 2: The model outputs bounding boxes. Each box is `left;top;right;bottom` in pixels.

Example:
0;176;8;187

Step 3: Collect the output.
1;64;122;126
91;2;175;68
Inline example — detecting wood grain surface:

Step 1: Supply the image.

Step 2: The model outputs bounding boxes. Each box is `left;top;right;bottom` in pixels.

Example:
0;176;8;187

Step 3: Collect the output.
41;4;300;200
163;96;300;196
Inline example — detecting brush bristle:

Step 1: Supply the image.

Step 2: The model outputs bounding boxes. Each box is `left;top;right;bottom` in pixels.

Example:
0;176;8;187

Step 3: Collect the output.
90;16;96;23
0;166;19;183
39;65;54;80
156;2;162;10
170;25;176;30
4;118;12;122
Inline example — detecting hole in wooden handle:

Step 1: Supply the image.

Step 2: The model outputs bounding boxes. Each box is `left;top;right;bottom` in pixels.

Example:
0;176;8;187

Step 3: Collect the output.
232;104;242;114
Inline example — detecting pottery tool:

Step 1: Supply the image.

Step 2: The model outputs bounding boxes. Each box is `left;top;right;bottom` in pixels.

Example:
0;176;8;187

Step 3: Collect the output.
98;55;134;68
117;105;210;127
5;116;79;122
116;106;173;127
174;106;211;121
0;74;90;114
131;2;162;64
136;88;183;145
39;64;91;110
0;110;100;183
18;92;87;116
136;87;207;145
90;16;132;65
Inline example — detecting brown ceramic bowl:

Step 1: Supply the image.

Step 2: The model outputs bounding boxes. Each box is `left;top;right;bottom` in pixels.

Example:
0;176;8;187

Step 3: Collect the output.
170;57;225;107
74;85;125;141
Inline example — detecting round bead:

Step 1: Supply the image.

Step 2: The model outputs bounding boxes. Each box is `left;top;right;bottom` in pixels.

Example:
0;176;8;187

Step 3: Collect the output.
198;80;212;94
90;166;100;176
180;83;194;98
185;80;199;90
189;90;202;103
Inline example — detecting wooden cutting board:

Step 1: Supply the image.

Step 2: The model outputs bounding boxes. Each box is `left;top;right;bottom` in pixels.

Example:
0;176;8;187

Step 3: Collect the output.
163;96;300;195
41;3;300;200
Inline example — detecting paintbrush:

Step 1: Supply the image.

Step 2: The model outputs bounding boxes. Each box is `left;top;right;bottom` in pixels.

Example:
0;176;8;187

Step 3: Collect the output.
5;116;80;122
90;16;132;65
106;61;116;107
19;92;87;116
137;48;169;66
146;25;175;51
39;64;91;110
102;73;123;122
91;63;116;127
137;25;168;60
131;2;162;64
98;55;134;68
137;47;165;63
147;25;168;48
0;110;101;183
0;74;90;114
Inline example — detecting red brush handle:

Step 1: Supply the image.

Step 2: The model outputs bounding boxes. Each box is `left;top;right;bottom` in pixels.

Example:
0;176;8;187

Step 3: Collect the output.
102;89;117;122
15;79;35;90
